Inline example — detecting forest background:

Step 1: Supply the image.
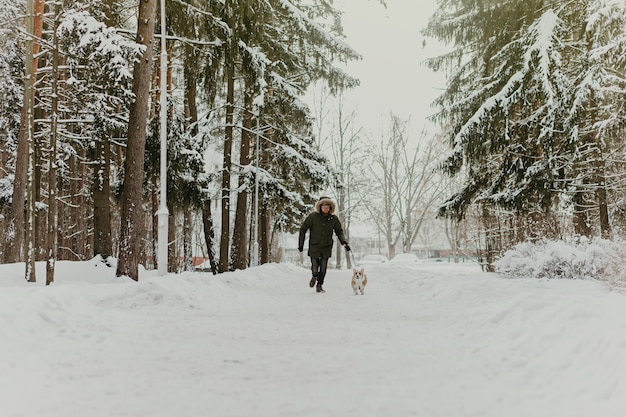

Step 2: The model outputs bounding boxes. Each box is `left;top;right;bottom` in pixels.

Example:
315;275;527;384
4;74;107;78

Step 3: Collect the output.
1;0;626;283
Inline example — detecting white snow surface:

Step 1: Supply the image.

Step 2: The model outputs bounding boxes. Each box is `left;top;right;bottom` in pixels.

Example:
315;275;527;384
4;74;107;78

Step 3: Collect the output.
2;258;626;417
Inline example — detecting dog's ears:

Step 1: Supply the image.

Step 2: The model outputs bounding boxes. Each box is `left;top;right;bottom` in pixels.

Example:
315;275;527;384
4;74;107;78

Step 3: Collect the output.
360;268;365;274
353;268;358;273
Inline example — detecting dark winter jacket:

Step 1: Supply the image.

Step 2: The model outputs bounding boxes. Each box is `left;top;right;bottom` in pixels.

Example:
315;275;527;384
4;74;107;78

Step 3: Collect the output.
298;198;348;258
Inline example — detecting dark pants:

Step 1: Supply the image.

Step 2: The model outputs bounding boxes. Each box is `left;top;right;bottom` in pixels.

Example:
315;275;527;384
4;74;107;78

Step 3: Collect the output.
311;257;329;285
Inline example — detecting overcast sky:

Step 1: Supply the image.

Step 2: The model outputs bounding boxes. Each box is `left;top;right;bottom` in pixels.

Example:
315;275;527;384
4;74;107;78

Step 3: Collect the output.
332;0;445;137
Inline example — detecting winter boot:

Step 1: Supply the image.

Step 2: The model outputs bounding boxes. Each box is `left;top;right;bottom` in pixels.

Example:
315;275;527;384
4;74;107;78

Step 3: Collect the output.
309;276;316;288
316;283;325;293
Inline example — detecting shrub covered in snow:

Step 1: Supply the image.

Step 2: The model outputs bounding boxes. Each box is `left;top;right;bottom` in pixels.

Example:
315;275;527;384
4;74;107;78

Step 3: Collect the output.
494;237;626;282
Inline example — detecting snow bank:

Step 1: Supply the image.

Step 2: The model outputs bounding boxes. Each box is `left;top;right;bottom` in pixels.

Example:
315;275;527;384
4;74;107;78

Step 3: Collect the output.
495;237;626;286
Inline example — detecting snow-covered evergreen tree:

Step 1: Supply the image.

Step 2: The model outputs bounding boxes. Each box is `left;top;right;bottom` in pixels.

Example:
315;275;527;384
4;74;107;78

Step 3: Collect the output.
424;0;626;249
187;0;360;268
0;0;24;175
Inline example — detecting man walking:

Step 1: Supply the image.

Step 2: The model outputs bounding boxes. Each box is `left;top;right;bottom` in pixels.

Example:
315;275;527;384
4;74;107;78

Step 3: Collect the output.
298;197;350;293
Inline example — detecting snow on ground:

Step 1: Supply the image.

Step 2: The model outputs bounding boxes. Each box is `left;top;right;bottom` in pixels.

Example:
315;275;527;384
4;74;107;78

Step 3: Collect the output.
1;257;626;417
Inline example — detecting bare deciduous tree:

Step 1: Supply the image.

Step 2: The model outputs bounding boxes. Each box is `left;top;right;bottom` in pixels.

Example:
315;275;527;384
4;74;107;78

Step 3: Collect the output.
363;114;443;259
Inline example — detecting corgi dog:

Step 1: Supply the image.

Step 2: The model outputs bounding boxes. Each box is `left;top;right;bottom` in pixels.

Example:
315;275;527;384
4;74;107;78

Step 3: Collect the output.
351;268;368;295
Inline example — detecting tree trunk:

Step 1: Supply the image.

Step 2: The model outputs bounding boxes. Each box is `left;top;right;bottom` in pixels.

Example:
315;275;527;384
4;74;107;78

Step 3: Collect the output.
183;209;193;272
260;200;271;264
91;0;116;265
150;177;158;269
25;130;36;282
116;0;157;281
6;0;44;265
597;183;611;239
25;120;36;281
231;90;253;270
387;243;396;261
183;43;199;136
92;134;113;260
46;3;60;285
184;45;200;274
481;205;498;272
23;0;45;281
593;150;611;239
92;90;114;261
219;50;235;273
58;165;67;259
73;148;88;259
335;181;349;269
202;199;218;275
5;104;28;264
168;204;177;272
33;103;45;261
572;189;591;237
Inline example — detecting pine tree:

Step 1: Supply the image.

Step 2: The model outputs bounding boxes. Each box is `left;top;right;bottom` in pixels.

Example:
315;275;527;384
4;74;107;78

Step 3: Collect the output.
238;0;360;263
564;1;626;237
201;0;360;269
424;0;626;244
45;3;138;265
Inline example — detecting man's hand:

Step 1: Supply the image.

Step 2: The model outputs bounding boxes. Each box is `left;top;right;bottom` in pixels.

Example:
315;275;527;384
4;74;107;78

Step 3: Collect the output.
343;243;351;252
298;247;303;253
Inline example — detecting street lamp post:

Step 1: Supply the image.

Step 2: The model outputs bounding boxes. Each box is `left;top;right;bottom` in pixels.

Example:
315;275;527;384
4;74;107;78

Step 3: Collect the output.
157;0;169;276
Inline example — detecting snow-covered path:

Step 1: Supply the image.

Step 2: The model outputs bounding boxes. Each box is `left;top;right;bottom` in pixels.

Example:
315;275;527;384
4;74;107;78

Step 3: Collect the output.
2;260;626;417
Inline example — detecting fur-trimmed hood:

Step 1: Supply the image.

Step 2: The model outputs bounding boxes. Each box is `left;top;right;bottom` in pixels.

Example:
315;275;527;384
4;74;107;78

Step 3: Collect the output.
315;197;336;215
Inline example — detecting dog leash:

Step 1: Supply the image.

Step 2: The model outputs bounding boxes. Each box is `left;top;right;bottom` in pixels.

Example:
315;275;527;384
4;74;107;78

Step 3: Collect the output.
346;246;358;268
